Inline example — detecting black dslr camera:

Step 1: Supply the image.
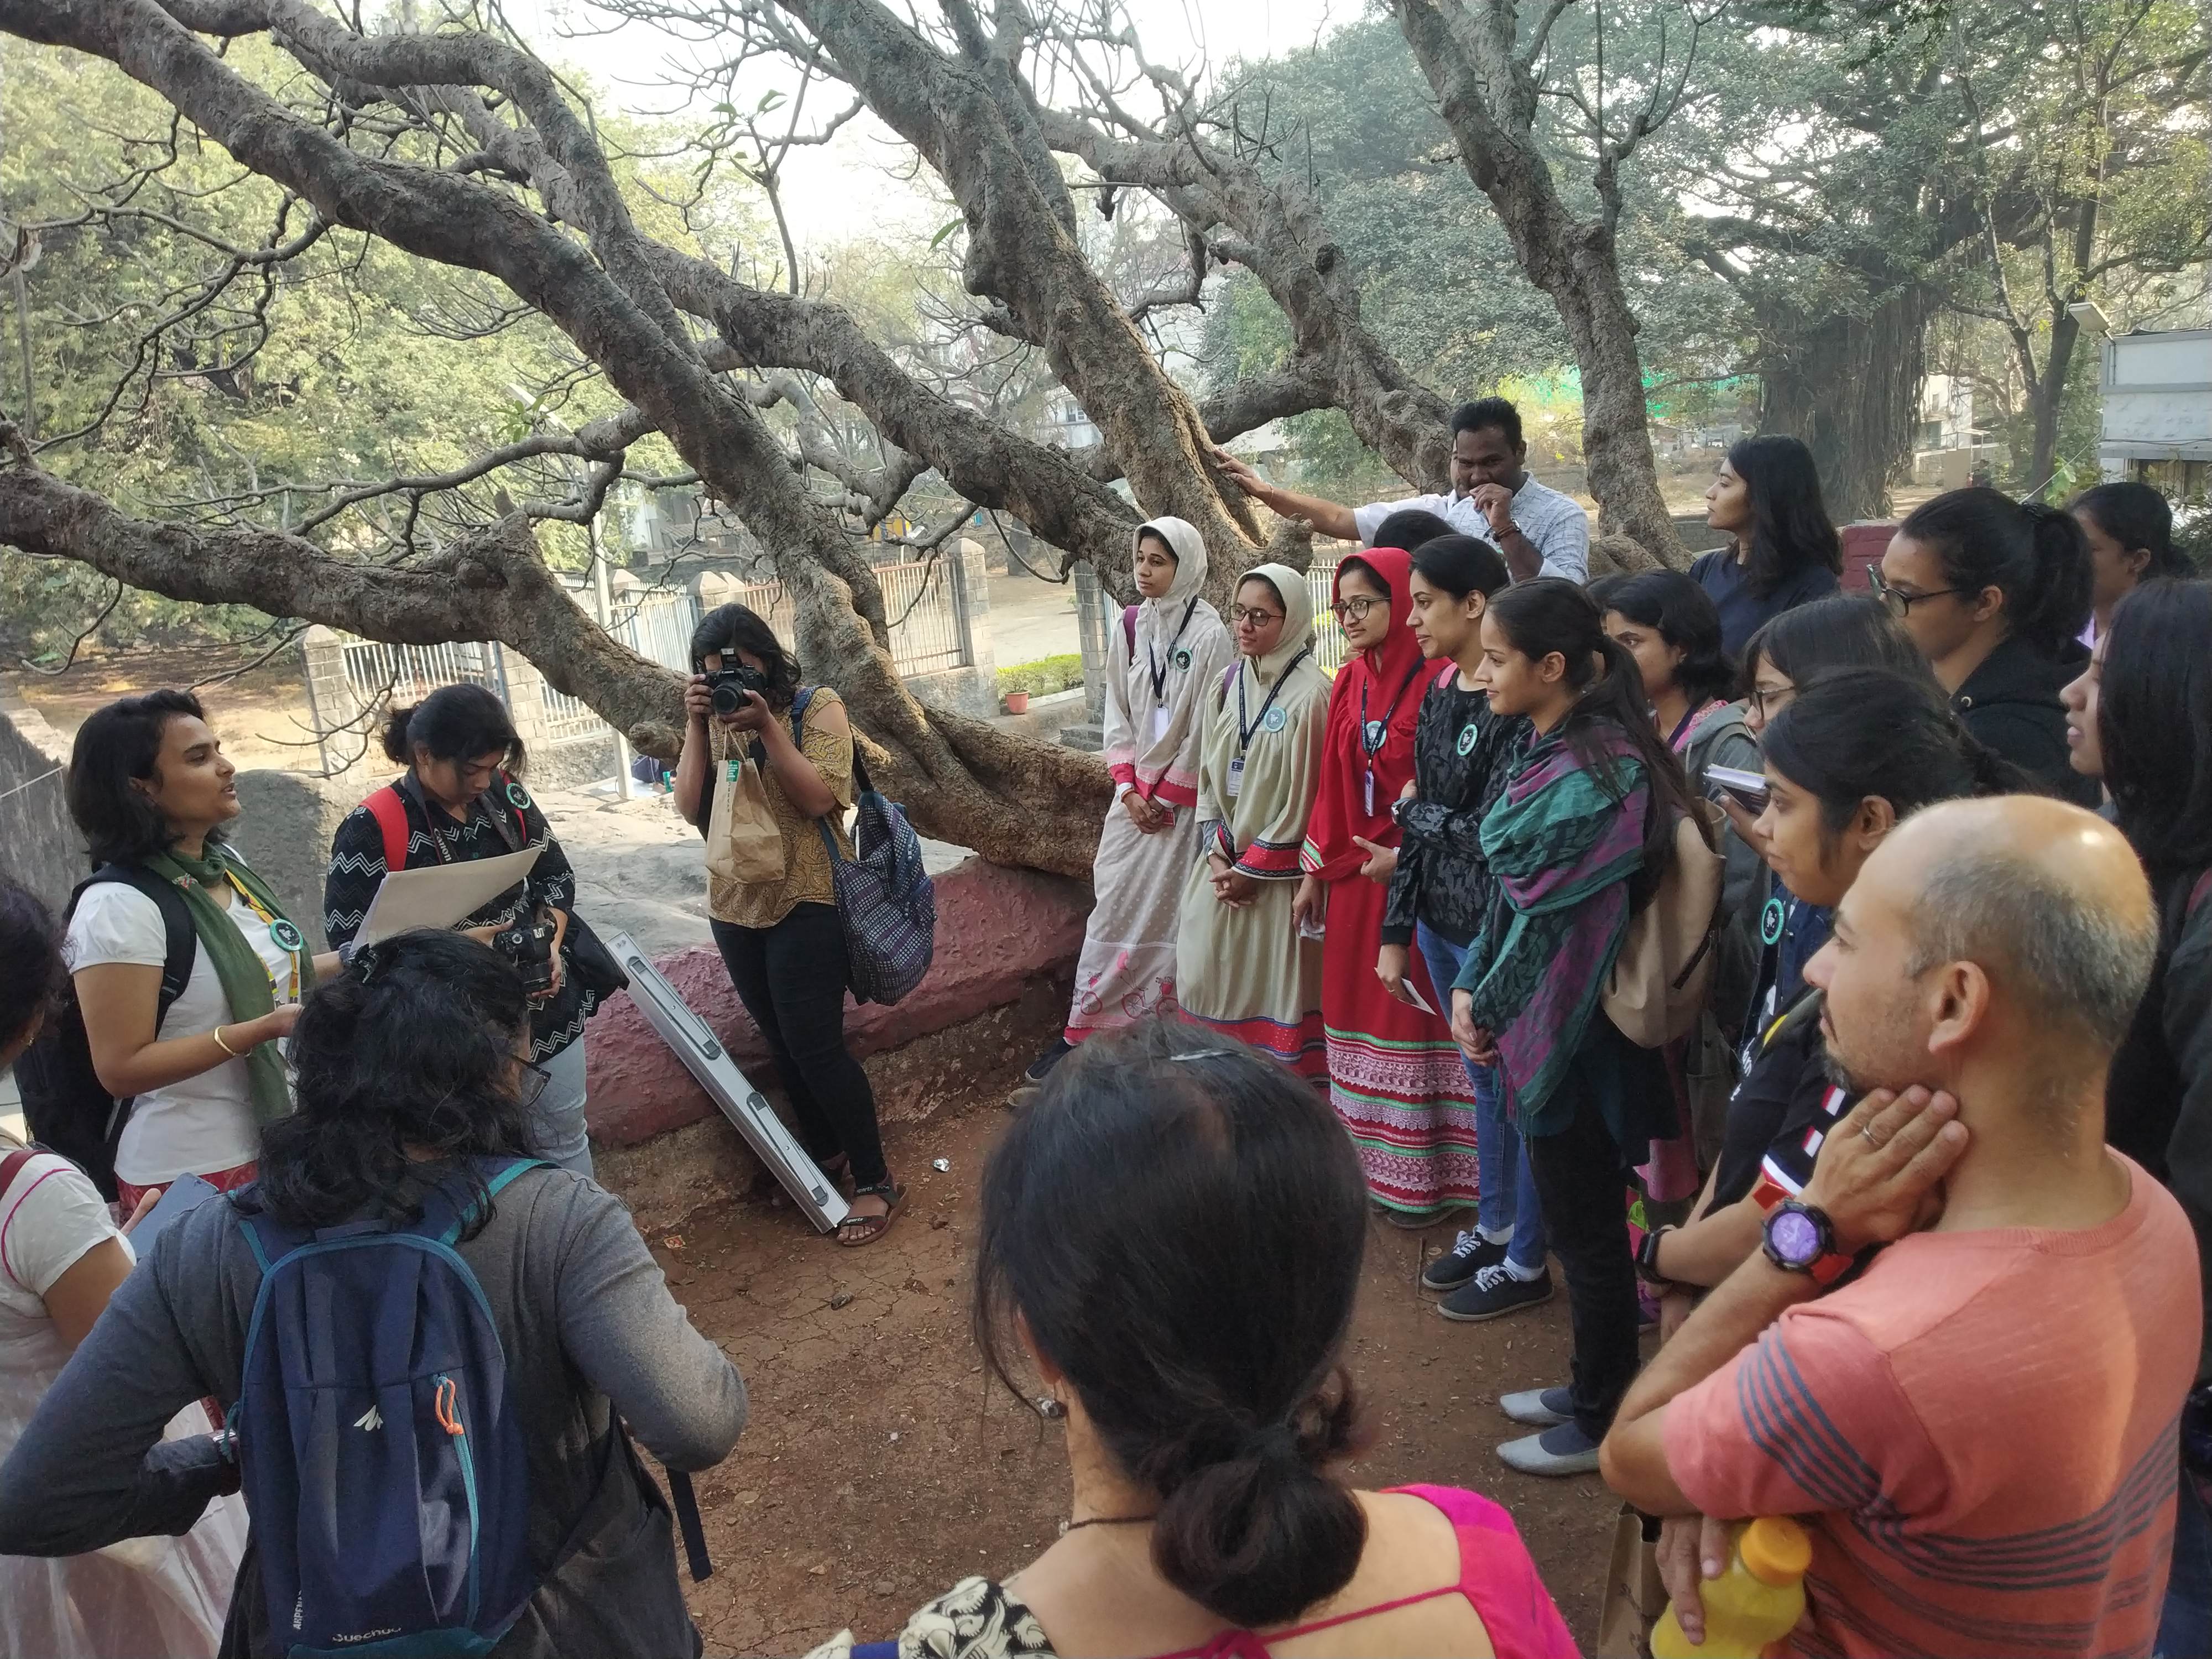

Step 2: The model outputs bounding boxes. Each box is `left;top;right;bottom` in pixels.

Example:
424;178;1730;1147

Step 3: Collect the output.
493;910;558;1000
703;662;771;717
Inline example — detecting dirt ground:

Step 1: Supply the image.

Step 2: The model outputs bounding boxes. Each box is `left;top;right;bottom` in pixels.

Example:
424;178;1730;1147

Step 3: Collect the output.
660;1089;1622;1658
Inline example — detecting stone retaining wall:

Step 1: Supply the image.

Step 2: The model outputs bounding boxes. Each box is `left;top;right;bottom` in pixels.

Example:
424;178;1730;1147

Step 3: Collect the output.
589;858;1089;1229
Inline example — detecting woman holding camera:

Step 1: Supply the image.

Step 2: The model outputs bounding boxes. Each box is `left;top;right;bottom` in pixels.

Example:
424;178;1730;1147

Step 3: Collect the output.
673;604;900;1248
323;685;606;1176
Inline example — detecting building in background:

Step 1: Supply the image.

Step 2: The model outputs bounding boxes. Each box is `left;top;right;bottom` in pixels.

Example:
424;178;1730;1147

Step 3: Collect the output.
2099;326;2212;497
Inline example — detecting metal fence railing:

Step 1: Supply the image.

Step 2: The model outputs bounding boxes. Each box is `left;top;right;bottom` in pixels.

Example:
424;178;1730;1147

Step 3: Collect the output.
324;562;974;773
338;639;505;709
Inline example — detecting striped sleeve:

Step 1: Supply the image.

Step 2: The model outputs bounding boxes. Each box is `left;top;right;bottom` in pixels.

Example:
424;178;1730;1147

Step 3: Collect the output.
1662;1305;1936;1522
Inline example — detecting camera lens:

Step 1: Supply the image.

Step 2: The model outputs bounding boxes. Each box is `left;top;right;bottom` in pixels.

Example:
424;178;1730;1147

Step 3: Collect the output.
710;680;744;716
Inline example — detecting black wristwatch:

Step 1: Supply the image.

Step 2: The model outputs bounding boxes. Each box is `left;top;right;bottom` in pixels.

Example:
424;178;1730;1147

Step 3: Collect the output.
1634;1224;1676;1289
1761;1199;1856;1287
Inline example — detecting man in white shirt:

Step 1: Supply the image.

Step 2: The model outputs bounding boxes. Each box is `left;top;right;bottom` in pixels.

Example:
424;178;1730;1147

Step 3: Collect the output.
1213;396;1590;583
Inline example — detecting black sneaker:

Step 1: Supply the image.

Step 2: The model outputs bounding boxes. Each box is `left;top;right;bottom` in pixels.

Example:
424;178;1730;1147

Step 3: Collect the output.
1421;1228;1507;1292
1438;1262;1553;1323
1006;1037;1074;1109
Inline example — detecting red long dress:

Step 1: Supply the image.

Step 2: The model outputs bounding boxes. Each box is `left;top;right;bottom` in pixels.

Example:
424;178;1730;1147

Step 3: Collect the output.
1299;548;1482;1217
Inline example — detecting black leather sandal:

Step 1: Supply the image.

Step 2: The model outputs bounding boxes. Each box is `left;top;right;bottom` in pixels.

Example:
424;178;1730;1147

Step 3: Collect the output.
836;1180;905;1249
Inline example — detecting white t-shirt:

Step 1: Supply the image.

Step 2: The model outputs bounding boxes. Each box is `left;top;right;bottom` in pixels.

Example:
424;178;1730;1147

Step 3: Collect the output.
0;1144;127;1325
1352;476;1592;582
64;882;295;1186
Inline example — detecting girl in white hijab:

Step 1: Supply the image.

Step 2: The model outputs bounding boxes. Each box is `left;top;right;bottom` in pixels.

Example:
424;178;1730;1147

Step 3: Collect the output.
1175;562;1331;1077
1011;518;1232;1102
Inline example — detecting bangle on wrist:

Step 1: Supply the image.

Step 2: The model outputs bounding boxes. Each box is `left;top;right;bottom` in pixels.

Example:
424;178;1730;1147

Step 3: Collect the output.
212;1024;246;1058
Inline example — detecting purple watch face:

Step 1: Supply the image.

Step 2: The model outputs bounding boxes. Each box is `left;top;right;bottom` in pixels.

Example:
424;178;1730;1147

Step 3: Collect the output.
1769;1208;1825;1267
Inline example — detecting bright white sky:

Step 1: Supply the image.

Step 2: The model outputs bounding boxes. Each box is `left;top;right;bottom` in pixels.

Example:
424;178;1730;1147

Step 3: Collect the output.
511;0;1349;247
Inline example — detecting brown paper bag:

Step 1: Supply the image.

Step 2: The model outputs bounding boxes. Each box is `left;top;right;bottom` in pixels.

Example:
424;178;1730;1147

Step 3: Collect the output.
1595;1504;1670;1658
706;752;785;886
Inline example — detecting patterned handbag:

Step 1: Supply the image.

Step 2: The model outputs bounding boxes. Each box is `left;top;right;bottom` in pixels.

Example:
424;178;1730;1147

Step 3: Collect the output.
793;691;937;1005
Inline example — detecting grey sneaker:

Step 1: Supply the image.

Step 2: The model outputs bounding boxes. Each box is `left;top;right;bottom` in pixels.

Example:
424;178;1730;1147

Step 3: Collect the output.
1498;1421;1601;1477
1438;1262;1552;1323
1422;1229;1507;1291
1500;1386;1577;1428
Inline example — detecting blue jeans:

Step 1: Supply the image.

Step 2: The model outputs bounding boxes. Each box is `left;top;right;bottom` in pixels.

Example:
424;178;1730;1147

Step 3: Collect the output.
2159;1453;2212;1658
1416;923;1547;1272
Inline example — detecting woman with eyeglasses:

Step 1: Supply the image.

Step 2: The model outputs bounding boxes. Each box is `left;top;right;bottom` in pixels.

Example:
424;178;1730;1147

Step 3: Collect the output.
1176;565;1331;1078
1012;518;1233;1106
1875;487;2098;804
324;685;614;1176
1296;515;1480;1228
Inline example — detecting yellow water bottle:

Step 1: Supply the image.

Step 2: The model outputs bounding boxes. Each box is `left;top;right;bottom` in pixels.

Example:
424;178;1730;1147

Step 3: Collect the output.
1650;1516;1813;1659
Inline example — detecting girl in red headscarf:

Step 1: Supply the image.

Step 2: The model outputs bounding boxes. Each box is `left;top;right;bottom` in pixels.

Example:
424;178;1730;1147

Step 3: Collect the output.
1296;546;1481;1224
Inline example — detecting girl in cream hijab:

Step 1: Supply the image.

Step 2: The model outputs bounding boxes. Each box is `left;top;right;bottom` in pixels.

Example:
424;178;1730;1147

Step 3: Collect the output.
1175;562;1331;1077
1011;518;1232;1103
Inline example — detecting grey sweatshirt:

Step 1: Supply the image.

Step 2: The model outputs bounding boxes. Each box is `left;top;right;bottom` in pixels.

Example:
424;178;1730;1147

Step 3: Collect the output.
0;1165;747;1658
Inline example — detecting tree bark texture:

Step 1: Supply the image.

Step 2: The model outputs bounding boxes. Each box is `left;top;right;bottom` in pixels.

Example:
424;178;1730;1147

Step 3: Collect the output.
1389;0;1687;566
1756;285;1931;521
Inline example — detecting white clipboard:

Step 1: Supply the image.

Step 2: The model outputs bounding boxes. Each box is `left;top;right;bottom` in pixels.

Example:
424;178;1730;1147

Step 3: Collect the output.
358;846;542;944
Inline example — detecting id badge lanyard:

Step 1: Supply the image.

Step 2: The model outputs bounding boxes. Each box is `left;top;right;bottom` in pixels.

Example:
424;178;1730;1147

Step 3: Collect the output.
221;870;304;1002
1358;661;1424;817
1228;646;1311;800
1145;596;1202;743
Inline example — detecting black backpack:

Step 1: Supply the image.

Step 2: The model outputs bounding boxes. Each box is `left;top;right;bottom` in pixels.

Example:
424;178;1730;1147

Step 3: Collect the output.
14;865;195;1201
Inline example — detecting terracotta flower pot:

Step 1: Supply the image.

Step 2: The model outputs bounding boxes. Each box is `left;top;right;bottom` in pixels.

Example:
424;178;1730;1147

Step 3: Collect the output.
1004;690;1031;714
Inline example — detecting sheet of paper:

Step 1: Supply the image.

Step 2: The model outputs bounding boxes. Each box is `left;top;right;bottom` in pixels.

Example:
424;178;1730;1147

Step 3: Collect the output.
1401;979;1438;1016
358;846;542;945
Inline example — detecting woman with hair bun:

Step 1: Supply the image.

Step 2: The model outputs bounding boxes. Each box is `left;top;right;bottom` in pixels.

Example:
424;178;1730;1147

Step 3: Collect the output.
1878;486;2098;802
807;1020;1575;1659
323;681;608;1176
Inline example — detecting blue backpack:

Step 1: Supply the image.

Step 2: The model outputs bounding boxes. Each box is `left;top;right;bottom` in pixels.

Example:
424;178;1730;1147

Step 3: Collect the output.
229;1159;547;1658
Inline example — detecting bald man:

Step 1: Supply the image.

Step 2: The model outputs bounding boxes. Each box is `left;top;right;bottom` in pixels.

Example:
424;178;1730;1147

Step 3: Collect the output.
1601;797;2201;1659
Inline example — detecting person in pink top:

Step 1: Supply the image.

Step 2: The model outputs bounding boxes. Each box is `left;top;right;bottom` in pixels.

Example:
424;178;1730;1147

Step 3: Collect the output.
1601;796;2202;1659
806;1020;1576;1659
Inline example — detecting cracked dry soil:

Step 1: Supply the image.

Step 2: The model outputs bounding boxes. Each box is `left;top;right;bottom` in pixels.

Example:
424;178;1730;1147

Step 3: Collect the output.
649;1103;1620;1657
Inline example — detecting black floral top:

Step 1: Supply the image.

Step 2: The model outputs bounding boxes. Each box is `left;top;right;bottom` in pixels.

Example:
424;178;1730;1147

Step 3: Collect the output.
322;773;601;1061
1381;674;1530;949
806;1579;1053;1659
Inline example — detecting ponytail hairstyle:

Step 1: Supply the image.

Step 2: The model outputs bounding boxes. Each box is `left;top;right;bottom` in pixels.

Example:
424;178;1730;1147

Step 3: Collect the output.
1725;434;1844;599
2073;482;2193;583
2101;578;2212;878
1897;487;2094;657
1741;594;1931;697
1409;533;1510;601
380;683;526;775
1762;667;2034;843
0;879;62;1065
1601;569;1738;706
251;928;538;1233
1485;578;1711;902
976;1020;1370;1628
